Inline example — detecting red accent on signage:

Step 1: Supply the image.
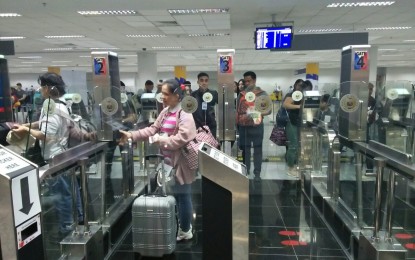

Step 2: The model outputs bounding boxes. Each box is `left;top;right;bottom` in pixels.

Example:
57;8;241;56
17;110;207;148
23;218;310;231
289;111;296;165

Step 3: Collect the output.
395;233;413;240
281;240;307;246
19;241;24;248
279;230;300;236
405;243;415;250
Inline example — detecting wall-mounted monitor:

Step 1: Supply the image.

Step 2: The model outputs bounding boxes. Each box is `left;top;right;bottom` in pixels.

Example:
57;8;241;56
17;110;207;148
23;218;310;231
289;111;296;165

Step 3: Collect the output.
255;26;293;50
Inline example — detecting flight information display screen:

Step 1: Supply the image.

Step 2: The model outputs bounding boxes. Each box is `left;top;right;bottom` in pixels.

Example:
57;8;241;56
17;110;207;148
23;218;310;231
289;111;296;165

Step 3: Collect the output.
255;26;293;50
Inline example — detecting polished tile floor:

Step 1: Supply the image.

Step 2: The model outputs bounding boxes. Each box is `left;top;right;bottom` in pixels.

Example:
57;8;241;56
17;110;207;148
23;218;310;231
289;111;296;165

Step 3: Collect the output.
110;175;349;260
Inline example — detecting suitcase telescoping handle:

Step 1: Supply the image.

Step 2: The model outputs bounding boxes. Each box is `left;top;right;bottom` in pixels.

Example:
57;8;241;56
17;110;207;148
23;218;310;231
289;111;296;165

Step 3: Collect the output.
145;154;167;196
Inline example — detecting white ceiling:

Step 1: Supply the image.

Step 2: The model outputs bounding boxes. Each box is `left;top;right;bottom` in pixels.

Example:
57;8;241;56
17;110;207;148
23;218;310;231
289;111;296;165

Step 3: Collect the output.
1;0;415;74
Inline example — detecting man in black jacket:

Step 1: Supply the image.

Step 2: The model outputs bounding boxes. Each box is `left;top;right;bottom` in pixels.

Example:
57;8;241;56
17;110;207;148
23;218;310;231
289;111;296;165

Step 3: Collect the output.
191;72;218;137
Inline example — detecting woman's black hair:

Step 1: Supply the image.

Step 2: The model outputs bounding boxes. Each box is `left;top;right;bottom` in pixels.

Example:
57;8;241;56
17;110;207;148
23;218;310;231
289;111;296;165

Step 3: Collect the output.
38;72;66;96
163;79;184;100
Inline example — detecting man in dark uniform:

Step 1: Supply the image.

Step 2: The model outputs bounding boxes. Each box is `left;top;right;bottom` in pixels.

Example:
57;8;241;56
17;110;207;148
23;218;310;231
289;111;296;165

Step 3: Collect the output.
191;72;218;137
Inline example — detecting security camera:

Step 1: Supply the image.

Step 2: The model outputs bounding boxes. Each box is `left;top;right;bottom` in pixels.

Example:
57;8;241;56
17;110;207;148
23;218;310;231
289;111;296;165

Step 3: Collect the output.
142;48;147;51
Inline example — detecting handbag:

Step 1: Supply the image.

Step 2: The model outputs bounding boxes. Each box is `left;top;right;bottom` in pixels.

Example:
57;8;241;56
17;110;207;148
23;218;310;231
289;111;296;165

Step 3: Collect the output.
182;125;219;170
269;125;287;146
25;139;47;167
276;107;289;127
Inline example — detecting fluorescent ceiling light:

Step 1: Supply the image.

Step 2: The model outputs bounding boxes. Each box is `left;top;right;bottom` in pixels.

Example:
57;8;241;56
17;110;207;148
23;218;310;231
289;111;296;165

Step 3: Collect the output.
0;13;22;17
168;8;229;15
126;34;166;38
45;35;85;38
379;48;397;51
0;36;25;40
118;54;137;57
189;33;230;37
18;56;42;59
79;55;91;58
77;10;137;16
381;54;404;56
90;47;119;50
298;29;341;33
44;48;73;51
327;2;395;7
403;39;415;42
21;61;42;64
366;26;411;30
152;46;182;49
52;60;72;63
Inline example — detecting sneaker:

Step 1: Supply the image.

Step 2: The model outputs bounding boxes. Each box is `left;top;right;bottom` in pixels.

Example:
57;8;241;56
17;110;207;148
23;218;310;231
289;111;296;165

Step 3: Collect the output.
254;175;261;182
287;167;299;178
177;225;193;241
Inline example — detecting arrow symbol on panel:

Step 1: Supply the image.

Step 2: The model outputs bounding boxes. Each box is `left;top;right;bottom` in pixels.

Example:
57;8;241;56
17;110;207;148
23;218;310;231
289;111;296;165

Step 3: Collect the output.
19;177;33;215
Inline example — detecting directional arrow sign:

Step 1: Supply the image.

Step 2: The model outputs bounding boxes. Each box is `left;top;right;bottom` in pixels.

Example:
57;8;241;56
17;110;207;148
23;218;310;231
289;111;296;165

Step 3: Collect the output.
19;177;33;215
12;170;41;226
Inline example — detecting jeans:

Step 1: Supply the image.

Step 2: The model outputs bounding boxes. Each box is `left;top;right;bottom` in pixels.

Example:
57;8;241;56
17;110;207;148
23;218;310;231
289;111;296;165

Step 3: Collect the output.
286;122;299;167
173;183;192;232
238;124;264;176
48;175;83;233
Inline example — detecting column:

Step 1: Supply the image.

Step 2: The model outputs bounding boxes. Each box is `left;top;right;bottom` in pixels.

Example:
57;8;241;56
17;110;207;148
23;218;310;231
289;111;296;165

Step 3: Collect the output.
136;52;157;92
306;63;319;90
369;46;378;83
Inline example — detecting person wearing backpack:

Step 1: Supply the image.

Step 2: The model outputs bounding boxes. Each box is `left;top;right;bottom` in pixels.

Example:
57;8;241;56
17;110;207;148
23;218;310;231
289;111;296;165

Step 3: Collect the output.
283;79;305;178
236;71;271;181
12;72;83;240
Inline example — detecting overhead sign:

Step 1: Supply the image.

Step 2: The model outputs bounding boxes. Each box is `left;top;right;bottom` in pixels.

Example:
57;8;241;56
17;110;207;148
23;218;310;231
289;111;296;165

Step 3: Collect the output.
354;51;368;70
12;169;41;226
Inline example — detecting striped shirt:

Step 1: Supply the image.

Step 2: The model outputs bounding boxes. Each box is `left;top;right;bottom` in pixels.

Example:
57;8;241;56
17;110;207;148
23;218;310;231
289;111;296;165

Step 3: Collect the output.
160;111;178;166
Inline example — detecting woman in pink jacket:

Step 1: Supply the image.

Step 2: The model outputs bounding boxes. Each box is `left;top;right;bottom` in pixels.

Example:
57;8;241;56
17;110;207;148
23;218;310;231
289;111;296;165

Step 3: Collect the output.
120;79;197;241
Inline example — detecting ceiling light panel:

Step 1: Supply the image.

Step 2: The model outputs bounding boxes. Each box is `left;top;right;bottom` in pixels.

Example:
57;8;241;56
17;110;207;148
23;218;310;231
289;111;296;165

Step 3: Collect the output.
152;46;182;49
0;13;21;17
126;34;166;38
327;2;395;8
298;29;341;33
18;56;42;59
44;48;73;51
44;35;85;38
0;36;25;40
366;26;412;30
77;10;137;16
90;47;119;50
189;33;230;37
168;8;229;15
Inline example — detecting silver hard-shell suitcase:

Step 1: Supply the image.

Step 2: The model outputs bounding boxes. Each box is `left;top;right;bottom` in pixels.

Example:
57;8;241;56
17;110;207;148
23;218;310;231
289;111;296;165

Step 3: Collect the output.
132;154;177;257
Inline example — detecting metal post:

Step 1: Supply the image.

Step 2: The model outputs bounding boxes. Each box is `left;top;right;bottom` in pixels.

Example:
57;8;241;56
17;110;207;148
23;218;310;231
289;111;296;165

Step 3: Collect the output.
71;168;79;234
79;157;90;234
121;150;129;198
311;127;319;172
128;138;135;193
354;152;364;226
331;149;341;198
373;157;386;240
385;170;396;241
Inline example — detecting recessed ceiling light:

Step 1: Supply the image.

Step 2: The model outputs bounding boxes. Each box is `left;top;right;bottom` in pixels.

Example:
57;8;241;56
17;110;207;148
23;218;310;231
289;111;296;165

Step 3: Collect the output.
52;61;72;63
189;33;230;37
0;36;25;40
77;10;137;16
79;55;91;58
327;2;395;7
126;34;166;38
44;48;73;51
152;46;182;49
118;54;138;57
0;13;22;17
45;35;85;38
379;48;397;51
18;56;42;59
403;39;415;42
381;54;404;57
90;47;119;50
366;26;411;30
168;8;229;15
21;61;42;64
298;29;341;33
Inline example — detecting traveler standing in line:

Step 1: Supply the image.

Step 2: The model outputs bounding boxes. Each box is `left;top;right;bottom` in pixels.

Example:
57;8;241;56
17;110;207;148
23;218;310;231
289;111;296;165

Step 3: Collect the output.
236;71;270;181
12;72;83;238
191;72;218;137
119;79;197;241
283;79;305;178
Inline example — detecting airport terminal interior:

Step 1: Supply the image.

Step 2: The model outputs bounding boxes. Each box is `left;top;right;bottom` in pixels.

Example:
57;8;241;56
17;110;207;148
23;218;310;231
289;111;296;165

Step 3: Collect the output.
1;0;415;259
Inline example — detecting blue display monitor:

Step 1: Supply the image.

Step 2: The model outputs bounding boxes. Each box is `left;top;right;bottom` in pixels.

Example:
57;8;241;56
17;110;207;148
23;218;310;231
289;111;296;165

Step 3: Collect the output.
255;26;293;50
